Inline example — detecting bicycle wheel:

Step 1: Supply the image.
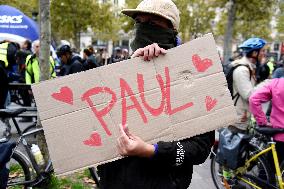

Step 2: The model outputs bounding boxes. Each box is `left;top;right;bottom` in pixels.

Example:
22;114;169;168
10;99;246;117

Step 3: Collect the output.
7;150;33;189
280;161;284;182
89;167;100;188
211;150;274;189
22;123;37;134
210;152;225;189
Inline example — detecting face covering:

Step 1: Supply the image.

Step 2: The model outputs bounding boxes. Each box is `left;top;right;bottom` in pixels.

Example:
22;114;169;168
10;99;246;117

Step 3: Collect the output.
130;22;177;52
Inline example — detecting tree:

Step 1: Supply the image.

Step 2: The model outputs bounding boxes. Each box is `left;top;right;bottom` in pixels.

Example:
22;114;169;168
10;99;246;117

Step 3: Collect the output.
175;0;217;41
91;2;121;41
214;0;276;63
38;0;51;162
50;0;96;48
120;0;140;33
0;0;38;18
50;0;119;48
276;0;284;40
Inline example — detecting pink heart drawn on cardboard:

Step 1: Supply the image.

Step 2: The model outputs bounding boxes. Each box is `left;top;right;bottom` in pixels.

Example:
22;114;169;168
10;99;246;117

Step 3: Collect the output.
51;86;73;105
205;96;217;112
192;54;213;72
83;132;102;147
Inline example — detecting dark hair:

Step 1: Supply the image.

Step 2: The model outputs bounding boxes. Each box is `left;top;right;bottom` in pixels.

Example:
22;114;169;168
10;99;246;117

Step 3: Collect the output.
24;39;32;51
256;63;270;83
245;50;258;58
87;45;94;53
83;48;92;56
56;45;72;57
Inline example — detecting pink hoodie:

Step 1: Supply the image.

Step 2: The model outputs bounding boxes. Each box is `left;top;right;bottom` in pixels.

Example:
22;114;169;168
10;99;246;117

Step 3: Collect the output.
249;78;284;142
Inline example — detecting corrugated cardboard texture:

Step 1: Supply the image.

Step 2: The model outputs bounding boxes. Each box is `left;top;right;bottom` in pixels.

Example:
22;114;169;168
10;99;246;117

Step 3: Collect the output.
32;34;237;175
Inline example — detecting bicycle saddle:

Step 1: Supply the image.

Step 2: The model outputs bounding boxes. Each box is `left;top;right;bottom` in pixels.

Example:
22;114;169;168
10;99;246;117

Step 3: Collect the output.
255;126;284;137
0;108;26;118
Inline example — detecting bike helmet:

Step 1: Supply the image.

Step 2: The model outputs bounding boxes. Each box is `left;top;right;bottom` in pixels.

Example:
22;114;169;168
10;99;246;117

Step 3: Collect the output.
56;44;71;57
238;38;266;53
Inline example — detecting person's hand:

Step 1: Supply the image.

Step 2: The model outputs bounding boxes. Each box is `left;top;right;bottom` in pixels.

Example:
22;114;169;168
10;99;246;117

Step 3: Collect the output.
131;43;167;61
117;124;155;158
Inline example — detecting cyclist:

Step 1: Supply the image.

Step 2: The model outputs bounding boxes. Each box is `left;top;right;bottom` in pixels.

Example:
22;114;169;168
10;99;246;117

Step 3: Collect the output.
249;78;284;164
230;37;266;131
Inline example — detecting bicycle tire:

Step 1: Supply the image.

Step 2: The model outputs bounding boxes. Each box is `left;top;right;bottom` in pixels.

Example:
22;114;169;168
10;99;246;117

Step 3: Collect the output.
7;150;33;189
22;123;37;134
211;148;274;189
280;160;284;181
89;167;100;188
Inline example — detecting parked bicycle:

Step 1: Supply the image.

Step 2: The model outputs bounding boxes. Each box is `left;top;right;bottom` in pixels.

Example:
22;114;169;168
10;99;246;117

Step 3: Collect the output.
0;107;100;188
210;125;284;189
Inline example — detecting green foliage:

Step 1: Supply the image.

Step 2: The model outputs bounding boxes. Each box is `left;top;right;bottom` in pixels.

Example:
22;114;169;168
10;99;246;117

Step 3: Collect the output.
175;0;217;41
50;0;119;47
276;0;284;40
215;0;276;41
92;2;121;41
50;0;95;47
120;0;140;33
0;0;38;18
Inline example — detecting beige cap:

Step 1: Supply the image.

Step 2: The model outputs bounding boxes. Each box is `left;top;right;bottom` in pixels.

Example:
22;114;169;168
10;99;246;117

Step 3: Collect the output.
121;0;180;30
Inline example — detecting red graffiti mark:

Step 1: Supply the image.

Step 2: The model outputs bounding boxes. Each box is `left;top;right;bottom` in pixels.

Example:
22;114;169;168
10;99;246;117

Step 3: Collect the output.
51;86;73;105
83;132;102;147
120;78;148;126
205;96;217;111
81;87;117;136
163;67;194;115
137;73;166;116
192;54;213;72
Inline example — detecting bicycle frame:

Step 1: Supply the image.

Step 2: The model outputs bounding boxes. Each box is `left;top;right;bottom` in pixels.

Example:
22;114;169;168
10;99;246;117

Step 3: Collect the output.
7;120;53;187
235;141;284;189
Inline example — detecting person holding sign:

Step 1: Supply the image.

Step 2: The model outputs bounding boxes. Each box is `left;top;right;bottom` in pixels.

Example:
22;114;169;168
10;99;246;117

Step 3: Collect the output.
97;0;215;188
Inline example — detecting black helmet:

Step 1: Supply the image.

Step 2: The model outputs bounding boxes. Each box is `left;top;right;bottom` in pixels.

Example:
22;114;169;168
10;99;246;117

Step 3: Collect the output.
56;45;71;57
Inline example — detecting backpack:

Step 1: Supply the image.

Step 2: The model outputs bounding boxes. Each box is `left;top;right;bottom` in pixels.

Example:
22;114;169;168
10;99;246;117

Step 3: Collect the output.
216;127;250;170
226;64;252;106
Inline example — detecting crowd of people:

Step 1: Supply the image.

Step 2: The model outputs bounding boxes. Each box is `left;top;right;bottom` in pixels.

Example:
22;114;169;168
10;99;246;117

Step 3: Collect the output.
0;39;130;111
1;0;284;188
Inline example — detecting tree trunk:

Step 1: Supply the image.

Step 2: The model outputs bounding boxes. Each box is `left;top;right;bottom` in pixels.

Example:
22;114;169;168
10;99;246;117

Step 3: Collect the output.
38;0;51;162
223;0;236;65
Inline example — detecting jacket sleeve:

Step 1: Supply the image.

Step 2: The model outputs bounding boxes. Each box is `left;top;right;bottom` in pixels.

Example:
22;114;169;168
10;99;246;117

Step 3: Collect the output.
153;130;215;167
233;66;254;100
33;60;40;83
70;62;84;74
249;81;273;125
25;56;32;84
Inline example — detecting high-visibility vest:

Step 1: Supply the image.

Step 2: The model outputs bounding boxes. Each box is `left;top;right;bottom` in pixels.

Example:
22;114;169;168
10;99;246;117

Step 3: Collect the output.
0;42;9;67
25;54;56;84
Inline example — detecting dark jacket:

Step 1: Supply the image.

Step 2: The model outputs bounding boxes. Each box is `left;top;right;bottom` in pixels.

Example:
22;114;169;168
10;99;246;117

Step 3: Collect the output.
83;54;100;70
0;62;8;109
98;131;214;189
59;55;84;76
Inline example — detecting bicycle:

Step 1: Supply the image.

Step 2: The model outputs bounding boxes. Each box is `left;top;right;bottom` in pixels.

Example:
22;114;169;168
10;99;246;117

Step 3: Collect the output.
211;126;284;189
0;107;100;188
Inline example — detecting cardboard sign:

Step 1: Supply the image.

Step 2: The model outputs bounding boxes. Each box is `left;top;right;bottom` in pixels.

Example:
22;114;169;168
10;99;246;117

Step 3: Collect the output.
32;34;237;175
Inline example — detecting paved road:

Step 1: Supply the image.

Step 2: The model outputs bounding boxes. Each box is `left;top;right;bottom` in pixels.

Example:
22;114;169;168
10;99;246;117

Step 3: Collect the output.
189;159;216;189
0;110;217;189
